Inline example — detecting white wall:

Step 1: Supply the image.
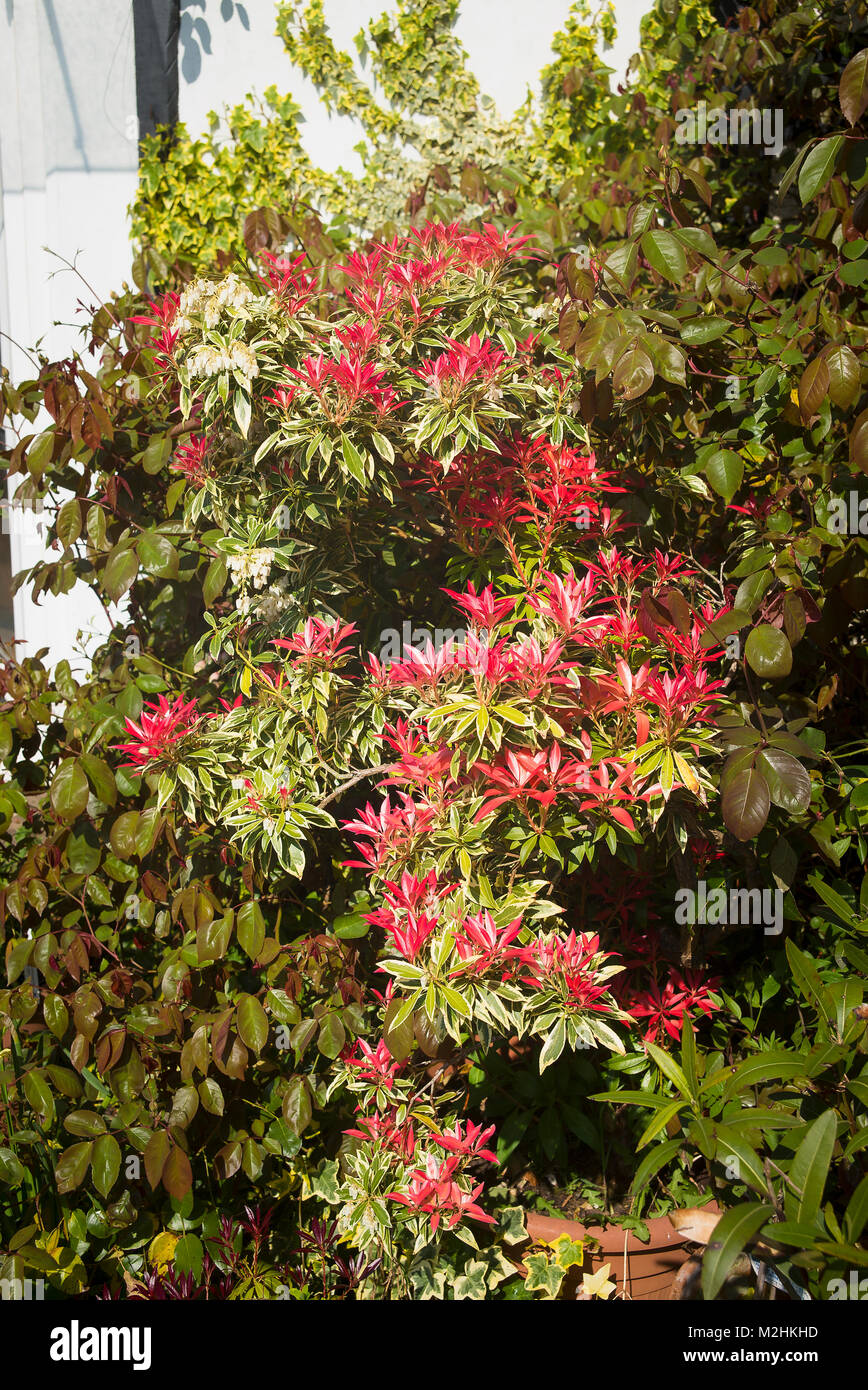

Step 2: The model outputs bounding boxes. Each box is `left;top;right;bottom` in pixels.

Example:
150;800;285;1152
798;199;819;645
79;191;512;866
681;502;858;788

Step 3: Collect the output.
1;0;649;670
0;0;139;669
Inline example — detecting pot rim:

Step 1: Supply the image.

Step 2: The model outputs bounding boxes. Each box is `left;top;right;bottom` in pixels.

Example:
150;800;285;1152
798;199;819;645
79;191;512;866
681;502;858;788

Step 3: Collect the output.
523;1209;687;1253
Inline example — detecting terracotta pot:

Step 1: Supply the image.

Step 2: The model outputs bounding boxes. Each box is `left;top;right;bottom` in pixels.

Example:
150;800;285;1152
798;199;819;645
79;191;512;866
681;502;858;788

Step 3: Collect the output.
520;1210;696;1301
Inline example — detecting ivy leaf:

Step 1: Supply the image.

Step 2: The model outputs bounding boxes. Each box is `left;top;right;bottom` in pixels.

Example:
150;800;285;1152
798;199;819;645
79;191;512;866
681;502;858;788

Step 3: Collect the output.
523;1251;565;1298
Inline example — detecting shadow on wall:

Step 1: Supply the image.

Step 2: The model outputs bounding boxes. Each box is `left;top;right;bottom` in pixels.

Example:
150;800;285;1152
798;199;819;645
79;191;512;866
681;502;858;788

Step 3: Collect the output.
180;0;250;84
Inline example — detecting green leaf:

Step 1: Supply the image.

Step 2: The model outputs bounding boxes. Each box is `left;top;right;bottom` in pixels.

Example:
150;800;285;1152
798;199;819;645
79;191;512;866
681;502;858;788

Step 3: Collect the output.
631;1136;683;1195
55;1141;94;1194
785;940;836;1032
612;344;654;400
316;1012;347;1059
26;431;54;477
56;498;82;548
638;1097;685;1148
141;435;171;474
332;910;369;939
646;1041;693;1101
757;749;811;813
539;1019;567;1072
0;1147;27;1188
161;1145;193;1201
203;556;227;607
173;1233;204;1281
839;49;868;126
798;136;844;203
23;1070;55;1128
137;532;179;578
198;1078;224;1116
722;1050;809;1100
91;1133;121;1198
341;434;367;488
44;995;69;1040
706;449;743;504
102;546;139;601
641;229;688;282
823;344;861;409
50;760;90;822
845;1174;868;1243
144;1130;170;1189
798;354;830;420
785;1111;837;1226
807;873;857;927
236;900;265;961
282;1076;313;1136
80;753;117;808
701;1204;775;1300
383;997;416;1061
680;317;732;345
236;994;268;1054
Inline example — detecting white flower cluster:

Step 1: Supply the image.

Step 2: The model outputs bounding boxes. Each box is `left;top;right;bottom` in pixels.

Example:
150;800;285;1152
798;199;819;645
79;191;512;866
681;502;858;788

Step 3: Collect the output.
526;302;557;323
186;339;259;383
228;548;274;591
235;584;290;619
175;273;256;334
252;580;291;622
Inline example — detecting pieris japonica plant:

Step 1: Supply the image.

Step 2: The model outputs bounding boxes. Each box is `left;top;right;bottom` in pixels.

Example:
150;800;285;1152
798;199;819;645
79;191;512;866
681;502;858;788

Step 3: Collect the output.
113;221;734;1272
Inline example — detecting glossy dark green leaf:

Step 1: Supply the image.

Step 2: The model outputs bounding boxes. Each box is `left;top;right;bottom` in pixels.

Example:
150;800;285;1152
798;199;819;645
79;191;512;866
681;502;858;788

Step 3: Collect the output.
745;624;792;679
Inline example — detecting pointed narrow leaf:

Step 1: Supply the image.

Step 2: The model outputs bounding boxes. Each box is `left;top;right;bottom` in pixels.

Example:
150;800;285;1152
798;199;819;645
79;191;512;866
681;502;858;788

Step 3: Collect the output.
701;1204;775;1300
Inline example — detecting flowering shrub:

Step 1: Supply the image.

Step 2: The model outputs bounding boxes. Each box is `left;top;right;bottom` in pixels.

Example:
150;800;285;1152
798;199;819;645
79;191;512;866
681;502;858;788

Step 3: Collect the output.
104;221;745;1266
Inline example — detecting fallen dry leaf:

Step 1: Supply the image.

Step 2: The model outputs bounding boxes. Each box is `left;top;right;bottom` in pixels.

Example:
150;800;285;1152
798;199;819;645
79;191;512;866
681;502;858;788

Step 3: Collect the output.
668;1206;720;1245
